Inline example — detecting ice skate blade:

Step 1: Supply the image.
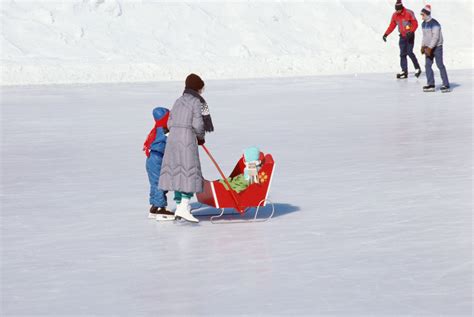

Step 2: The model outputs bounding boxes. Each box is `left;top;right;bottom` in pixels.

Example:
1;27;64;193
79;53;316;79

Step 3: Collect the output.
156;214;176;222
441;89;451;93
174;215;198;223
148;213;157;219
423;88;436;92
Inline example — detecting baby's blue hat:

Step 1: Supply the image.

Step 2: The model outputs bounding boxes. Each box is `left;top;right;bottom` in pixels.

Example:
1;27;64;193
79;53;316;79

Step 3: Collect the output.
244;147;260;162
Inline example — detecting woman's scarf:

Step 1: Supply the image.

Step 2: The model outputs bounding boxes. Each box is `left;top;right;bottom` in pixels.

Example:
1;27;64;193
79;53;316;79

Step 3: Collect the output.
143;111;170;157
183;88;214;133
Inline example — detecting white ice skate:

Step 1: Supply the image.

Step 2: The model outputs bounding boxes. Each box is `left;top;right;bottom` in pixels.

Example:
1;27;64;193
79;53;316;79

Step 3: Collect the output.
175;198;199;223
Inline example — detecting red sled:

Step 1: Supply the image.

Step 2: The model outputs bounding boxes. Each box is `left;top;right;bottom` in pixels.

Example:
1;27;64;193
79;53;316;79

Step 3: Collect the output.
196;145;276;223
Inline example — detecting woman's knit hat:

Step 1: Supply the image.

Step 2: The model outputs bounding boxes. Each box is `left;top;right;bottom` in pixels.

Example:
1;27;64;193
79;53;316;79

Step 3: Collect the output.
185;73;205;91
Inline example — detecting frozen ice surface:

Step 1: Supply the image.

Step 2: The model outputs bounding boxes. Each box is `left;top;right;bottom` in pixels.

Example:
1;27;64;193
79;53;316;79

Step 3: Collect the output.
1;71;472;316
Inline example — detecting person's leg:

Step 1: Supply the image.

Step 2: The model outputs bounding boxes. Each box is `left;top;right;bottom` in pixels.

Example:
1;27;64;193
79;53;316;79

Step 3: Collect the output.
407;38;420;70
181;192;193;200
399;36;408;73
174;191;182;205
434;46;450;87
154;153;167;208
146;152;167;207
425;55;435;86
146;155;158;206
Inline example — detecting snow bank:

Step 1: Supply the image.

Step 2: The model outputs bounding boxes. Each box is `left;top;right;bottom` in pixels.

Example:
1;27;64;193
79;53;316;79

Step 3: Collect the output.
1;0;472;85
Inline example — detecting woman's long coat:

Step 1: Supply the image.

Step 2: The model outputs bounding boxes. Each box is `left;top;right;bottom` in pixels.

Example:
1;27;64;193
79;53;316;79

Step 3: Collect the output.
159;93;205;193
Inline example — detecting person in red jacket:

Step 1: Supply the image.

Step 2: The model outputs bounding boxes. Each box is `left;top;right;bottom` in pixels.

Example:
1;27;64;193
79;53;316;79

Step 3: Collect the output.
383;0;422;79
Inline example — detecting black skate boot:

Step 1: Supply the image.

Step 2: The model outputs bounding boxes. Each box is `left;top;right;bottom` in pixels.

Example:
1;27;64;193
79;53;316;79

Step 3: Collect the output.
148;205;159;219
423;85;436;92
397;71;408;79
415;69;422;78
440;85;451;93
156;207;176;221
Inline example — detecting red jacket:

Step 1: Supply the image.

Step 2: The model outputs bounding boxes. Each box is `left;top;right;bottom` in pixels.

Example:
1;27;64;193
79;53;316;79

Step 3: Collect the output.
385;8;418;38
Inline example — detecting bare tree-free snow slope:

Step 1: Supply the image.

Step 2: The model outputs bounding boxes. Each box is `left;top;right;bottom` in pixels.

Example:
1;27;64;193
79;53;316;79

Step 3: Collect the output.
1;71;473;316
1;0;473;85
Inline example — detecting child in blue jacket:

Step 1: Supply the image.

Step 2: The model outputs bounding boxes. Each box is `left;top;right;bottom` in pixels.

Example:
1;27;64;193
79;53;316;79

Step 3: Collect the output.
143;107;175;221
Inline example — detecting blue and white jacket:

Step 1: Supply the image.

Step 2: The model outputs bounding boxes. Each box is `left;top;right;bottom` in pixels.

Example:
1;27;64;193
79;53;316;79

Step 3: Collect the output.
422;17;444;48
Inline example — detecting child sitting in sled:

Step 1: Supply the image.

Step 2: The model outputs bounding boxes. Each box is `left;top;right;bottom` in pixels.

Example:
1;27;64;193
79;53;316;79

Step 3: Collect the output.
143;107;175;221
243;146;263;184
219;147;264;192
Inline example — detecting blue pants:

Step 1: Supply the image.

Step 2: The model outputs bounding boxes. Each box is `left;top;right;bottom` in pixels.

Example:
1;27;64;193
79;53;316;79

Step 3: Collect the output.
146;151;167;207
399;36;420;73
425;46;450;87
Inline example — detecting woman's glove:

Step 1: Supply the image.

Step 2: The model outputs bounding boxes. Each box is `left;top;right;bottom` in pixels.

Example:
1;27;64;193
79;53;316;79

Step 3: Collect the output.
421;46;426;54
197;138;205;145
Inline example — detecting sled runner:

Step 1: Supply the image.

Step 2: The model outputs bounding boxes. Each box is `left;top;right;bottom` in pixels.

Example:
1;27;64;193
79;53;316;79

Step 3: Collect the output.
196;145;275;224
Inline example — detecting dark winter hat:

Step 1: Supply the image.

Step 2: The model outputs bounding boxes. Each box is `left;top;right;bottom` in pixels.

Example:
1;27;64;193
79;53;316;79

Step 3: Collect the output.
395;0;403;10
185;73;205;91
421;4;431;15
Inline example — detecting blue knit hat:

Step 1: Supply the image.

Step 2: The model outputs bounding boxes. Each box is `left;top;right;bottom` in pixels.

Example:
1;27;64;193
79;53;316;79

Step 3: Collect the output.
152;107;169;120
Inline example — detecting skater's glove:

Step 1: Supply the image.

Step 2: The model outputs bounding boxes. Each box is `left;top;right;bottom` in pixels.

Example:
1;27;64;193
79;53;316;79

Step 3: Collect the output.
425;47;433;57
197;137;205;146
382;34;387;42
420;46;426;54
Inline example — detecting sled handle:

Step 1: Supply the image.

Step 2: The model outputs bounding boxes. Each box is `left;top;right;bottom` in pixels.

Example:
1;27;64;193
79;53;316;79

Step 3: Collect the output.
201;144;243;213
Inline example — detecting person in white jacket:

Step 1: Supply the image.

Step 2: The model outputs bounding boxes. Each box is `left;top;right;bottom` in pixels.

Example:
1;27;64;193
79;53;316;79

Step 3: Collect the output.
420;4;450;92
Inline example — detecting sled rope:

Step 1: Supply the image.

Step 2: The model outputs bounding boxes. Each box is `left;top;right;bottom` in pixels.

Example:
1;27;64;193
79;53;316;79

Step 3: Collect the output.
201;144;243;213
